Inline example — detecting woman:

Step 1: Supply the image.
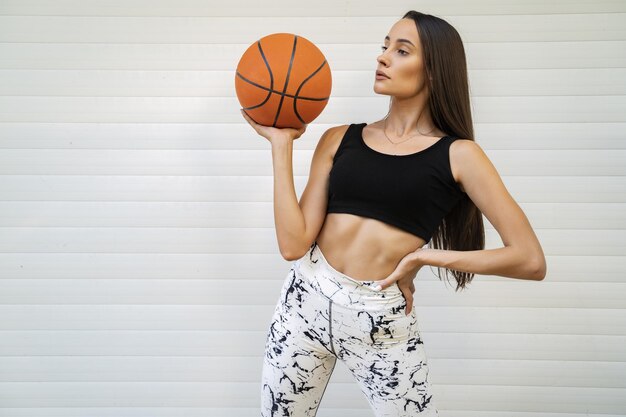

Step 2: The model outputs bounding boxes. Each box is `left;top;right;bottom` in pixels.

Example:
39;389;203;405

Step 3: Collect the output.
241;10;546;417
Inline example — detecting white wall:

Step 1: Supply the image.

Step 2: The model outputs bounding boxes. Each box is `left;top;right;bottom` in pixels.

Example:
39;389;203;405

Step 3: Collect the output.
0;1;625;416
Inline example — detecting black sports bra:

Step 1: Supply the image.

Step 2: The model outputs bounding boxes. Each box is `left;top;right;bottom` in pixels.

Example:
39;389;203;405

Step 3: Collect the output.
326;123;465;242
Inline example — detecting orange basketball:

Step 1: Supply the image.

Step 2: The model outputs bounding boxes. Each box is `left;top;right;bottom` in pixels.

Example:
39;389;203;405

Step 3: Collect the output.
235;33;332;129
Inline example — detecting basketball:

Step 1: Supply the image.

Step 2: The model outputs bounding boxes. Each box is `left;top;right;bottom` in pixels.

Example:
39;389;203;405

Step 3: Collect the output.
235;33;332;129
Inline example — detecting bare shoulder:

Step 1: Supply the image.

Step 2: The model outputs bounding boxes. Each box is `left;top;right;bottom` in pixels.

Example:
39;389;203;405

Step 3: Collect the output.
449;138;482;191
450;137;481;153
450;138;487;162
327;124;350;141
321;124;350;160
449;138;492;192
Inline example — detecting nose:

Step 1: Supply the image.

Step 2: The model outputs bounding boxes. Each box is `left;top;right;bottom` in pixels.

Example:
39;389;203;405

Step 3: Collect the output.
377;46;393;63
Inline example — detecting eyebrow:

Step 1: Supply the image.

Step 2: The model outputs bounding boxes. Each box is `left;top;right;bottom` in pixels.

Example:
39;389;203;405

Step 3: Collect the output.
384;36;415;47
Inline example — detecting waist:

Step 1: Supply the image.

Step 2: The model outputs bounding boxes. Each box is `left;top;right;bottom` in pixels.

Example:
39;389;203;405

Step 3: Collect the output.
293;241;405;311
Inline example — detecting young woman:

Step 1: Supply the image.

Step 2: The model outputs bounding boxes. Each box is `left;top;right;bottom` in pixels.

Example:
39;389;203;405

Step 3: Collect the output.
241;10;546;417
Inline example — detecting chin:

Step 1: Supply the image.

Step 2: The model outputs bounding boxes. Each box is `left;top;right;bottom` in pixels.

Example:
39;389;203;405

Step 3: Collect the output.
373;85;389;94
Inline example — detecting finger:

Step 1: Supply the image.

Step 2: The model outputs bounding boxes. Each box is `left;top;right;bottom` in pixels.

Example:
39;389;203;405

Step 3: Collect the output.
240;109;253;123
398;287;412;315
241;110;261;133
399;288;409;313
402;291;413;315
373;279;387;291
405;297;413;316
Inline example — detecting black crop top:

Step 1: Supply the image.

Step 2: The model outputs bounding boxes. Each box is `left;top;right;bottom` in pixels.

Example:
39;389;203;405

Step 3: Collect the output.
327;122;465;242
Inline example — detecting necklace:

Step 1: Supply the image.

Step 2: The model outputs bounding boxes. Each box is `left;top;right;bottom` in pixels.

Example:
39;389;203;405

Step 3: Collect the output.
382;116;436;147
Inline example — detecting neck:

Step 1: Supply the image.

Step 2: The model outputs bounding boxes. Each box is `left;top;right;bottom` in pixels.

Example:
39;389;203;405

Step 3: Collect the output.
384;93;435;137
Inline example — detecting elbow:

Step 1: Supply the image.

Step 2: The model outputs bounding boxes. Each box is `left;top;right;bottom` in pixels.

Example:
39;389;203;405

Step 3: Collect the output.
279;238;310;261
280;247;306;262
515;245;546;281
281;252;299;262
529;257;547;281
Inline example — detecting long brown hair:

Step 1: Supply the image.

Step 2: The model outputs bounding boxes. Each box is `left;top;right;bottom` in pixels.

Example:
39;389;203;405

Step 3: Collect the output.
402;10;485;291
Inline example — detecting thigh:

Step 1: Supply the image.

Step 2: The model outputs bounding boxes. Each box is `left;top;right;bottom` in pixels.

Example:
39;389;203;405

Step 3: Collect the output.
260;266;338;417
335;304;439;416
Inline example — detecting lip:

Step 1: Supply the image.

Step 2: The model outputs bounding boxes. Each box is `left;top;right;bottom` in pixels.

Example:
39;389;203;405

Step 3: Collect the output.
376;70;390;79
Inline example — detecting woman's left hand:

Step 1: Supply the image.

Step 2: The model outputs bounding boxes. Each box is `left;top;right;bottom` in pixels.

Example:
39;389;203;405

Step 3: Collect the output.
374;248;427;315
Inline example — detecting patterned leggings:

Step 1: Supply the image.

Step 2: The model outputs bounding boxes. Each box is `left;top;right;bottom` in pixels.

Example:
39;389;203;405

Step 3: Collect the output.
260;241;439;416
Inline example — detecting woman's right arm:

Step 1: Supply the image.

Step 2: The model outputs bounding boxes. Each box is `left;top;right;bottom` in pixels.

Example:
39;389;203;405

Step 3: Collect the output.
240;109;338;260
270;140;305;259
270;127;338;260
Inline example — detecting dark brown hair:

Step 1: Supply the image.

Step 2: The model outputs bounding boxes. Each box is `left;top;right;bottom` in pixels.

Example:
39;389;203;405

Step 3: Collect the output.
401;10;485;291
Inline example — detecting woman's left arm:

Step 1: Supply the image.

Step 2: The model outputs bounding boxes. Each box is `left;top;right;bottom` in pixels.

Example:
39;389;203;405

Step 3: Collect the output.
415;139;547;281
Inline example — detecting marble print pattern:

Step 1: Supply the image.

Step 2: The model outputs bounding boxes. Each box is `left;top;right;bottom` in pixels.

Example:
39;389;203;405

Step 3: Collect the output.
261;241;439;416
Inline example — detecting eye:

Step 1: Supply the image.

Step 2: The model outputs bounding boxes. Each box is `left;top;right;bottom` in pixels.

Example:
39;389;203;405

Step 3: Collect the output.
380;46;408;55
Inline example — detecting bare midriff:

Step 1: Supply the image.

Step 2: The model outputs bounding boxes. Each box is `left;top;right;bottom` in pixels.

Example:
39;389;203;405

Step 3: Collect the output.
315;212;427;282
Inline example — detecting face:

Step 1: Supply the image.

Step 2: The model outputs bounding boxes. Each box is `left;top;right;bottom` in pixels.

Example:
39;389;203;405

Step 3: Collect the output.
375;18;428;99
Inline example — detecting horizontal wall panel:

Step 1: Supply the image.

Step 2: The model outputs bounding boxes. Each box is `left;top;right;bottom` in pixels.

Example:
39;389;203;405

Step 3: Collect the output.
0;149;623;176
0;408;372;417
0;176;624;203
0;280;625;308
0;253;623;282
0;411;624;417
0;41;624;70
0;228;622;255
0;202;622;230
1;331;624;361
1;0;625;16
0;15;624;43
1;122;625;150
0;411;621;417
0;381;369;409
0;356;624;389
0;305;624;335
1;68;625;96
0;96;625;123
0;381;623;414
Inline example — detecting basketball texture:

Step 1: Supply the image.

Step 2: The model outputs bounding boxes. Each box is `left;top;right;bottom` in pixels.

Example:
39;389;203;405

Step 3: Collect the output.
235;33;332;129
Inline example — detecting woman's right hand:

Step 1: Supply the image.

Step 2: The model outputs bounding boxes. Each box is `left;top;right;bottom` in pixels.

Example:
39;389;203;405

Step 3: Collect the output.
240;109;307;145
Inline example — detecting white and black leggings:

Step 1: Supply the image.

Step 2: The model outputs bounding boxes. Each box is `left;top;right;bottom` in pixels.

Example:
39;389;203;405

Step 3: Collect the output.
260;241;439;416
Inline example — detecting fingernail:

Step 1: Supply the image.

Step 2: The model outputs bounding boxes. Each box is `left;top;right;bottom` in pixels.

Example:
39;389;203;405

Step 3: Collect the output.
373;285;382;291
